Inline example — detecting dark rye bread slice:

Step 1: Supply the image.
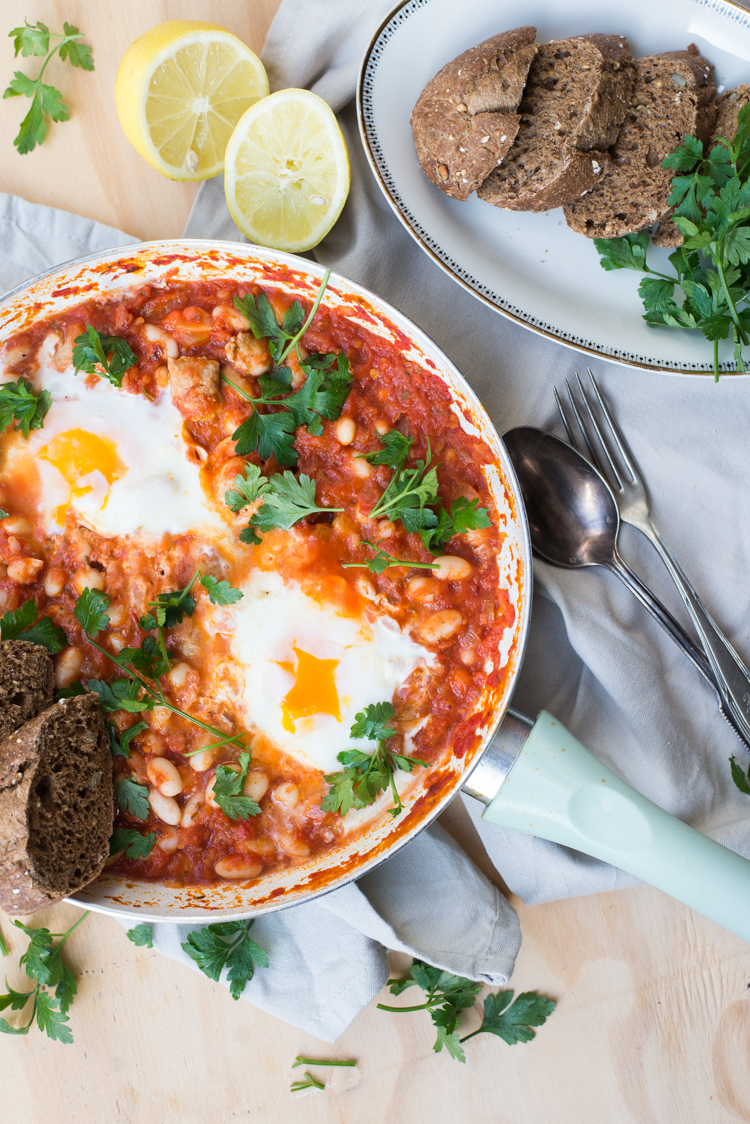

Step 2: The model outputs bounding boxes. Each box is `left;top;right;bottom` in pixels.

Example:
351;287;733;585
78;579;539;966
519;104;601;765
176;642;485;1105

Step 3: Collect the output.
411;27;538;201
564;45;717;244
0;640;54;744
713;85;750;145
0;694;112;914
477;34;635;213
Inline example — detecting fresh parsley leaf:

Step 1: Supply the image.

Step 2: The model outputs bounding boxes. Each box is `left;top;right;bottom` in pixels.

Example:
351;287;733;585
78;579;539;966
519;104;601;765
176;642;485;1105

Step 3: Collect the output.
87;676;151;714
4;22;93;154
363;429;413;469
233;290;292;356
52;964;77;1018
110;828;156;860
224;463;271;512
730;755;750;794
181;919;269;1000
199;574;243;606
418;497;491;553
146;578;198;629
32;991;72;1044
351;702;396;742
118;636;168;680
0;599;66;652
74;587;111;635
247;471;343;536
72;325;136;387
109;720;148;758
212;752;261;820
0;377;51;438
116;777;151;820
0;983;34;1010
232;407;298;466
126;924;153;949
0;912;87;1043
463;990;557;1046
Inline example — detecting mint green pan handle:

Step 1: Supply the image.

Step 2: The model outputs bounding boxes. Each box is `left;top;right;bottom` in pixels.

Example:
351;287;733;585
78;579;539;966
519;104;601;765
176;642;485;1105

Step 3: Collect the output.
481;711;750;942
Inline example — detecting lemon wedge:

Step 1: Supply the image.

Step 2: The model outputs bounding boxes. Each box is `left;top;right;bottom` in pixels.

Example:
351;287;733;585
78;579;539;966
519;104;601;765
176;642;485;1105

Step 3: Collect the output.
224;88;350;252
115;20;269;181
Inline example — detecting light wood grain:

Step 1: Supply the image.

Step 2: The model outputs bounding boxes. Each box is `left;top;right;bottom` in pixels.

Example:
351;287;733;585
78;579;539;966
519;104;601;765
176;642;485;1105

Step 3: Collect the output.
2;3;750;1121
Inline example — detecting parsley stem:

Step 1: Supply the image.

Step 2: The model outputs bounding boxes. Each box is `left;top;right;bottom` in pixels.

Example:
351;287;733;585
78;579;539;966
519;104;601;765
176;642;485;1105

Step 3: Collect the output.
291;1072;325;1092
376;1001;435;1012
292;1057;357;1067
277;270;332;367
0;927;8;957
458;1028;481;1043
52;910;90;951
220;373;255;402
714;337;720;383
715;246;748;346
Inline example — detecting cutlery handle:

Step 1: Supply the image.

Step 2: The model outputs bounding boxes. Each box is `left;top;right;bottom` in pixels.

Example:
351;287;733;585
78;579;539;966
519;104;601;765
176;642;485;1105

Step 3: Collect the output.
643;521;750;745
605;553;715;685
481;710;750;943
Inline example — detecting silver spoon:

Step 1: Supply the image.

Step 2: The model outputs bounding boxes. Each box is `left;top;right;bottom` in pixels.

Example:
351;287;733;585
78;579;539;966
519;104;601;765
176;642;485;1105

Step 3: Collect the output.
503;426;747;743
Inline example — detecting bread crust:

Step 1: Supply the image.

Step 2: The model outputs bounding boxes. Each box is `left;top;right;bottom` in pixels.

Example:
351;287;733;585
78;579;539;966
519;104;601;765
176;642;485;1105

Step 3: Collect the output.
564;45;717;240
411;27;538;201
478;34;635;212
0;694;112;914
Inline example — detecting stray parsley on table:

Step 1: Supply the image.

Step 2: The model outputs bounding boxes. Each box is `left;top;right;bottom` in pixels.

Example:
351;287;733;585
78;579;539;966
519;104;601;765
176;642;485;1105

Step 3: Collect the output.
181;919;269;1000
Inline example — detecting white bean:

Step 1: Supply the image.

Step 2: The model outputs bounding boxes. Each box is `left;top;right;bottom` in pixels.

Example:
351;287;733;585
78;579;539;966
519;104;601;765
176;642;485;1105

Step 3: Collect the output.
335;416;356;445
72;566;105;595
189;746;218;773
7;556;43;584
156;826;179;853
149;706;171;732
55;646;83;689
273;782;299;810
214;855;262;880
419;609;464;644
144;322;179;358
181;792;204;828
1;515;31;535
407;575;438;602
44;568;66;597
276;830;310;858
374;419;390;436
148;788;182;826
167;662;193;691
433;555;473;581
350;455;372;479
146;757;183;797
244;769;269;802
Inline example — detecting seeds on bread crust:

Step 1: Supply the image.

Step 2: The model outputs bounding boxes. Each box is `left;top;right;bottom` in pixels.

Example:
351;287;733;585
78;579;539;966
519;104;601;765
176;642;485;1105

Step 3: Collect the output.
477;34;635;213
0;693;112;913
564;45;717;242
410;27;538;201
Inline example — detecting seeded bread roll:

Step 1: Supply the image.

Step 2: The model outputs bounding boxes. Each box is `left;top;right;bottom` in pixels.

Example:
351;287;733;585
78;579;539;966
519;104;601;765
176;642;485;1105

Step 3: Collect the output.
411;27;538;201
477;34;635;213
564;45;717;244
0;640;54;744
0;694;112;914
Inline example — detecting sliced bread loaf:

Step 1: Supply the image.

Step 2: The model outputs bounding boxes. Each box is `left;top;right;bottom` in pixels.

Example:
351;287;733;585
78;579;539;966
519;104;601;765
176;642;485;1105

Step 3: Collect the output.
564;45;717;242
0;639;54;744
0;693;112;914
477;34;635;213
713;85;750;145
411;27;538;201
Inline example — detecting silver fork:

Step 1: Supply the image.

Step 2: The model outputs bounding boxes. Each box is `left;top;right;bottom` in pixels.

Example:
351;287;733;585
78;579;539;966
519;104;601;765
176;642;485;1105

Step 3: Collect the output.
556;369;750;749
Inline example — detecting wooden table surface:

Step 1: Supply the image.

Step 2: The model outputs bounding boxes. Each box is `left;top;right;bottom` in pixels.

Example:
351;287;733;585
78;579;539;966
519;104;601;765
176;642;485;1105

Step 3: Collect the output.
2;3;750;1122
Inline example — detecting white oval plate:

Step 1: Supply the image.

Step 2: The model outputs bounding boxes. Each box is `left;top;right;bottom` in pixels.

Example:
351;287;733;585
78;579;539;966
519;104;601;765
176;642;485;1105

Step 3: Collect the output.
358;0;750;375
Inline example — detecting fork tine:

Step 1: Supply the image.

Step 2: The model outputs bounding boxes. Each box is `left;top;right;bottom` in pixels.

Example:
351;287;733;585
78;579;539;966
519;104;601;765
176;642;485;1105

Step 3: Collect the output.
563;378;604;473
553;386;577;447
574;371;624;491
586;368;639;485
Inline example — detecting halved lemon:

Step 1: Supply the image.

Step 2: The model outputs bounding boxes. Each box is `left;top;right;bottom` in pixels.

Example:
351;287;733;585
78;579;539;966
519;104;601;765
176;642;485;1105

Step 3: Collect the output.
115;20;269;181
224;88;350;252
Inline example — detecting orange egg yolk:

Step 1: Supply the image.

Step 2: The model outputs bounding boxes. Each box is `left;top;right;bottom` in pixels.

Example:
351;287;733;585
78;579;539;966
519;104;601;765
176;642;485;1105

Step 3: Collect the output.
38;429;127;523
280;647;341;733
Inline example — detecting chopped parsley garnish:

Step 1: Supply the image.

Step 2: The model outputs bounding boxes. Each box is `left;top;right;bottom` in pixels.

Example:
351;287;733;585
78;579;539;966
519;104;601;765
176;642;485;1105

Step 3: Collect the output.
321;702;426;818
595;103;750;380
4;20;93;154
108;720;148;759
342;539;439;574
126;924;153;949
0;599;66;653
223;270;353;466
181;919;268;1000
0;377;51;438
212;752;260;821
115;776;150;820
109;827;156;860
224;464;343;545
365;433;490;553
378;959;555;1062
199;574;243;606
72;325;137;387
0;911;88;1044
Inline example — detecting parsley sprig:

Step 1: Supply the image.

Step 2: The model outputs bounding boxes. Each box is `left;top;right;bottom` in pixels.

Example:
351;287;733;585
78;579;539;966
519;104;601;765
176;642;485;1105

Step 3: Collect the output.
126;924;153;948
212;752;261;820
595;103;750;380
0;598;66;653
364;432;491;552
224;463;342;545
72;326;137;388
223;271;352;466
110;827;155;859
181;919;269;1000
0;377;51;437
378;959;555;1063
3;20;93;154
321;702;427;818
0;911;89;1044
342;539;440;574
